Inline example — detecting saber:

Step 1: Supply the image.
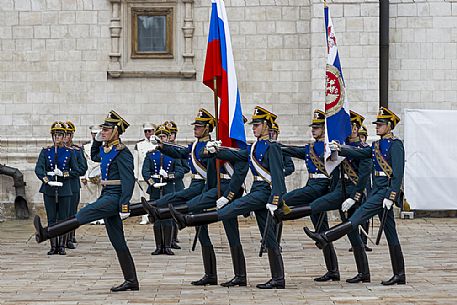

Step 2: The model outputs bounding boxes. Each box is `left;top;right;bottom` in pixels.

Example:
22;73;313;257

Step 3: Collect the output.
359;225;375;245
376;207;388;245
259;212;272;257
192;226;201;251
315;212;326;232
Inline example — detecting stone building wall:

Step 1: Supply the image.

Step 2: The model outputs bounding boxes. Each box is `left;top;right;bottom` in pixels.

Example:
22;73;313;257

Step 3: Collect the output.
1;0;457;216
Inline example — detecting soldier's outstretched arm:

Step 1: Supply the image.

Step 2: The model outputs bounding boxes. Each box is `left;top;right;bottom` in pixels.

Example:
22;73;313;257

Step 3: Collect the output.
339;145;371;159
160;143;190;159
281;144;307;160
216;147;249;162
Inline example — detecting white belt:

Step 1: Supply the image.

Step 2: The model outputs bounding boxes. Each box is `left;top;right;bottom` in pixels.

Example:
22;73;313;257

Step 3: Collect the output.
100;179;122;186
151;174;161;179
220;174;231;180
46;172;55;176
309;173;328;179
191;174;205;180
374;171;388;177
253;176;264;182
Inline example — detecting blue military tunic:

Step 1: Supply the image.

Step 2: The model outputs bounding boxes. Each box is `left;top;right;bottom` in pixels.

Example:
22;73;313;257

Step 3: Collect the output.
35;145;80;225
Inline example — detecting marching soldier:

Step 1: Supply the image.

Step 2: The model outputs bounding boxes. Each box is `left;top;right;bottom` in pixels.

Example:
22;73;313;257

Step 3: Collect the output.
34;122;81;255
304;107;406;286
279;110;372;283
143;124;188;255
144;118;249;287
34;110;140;292
271;110;340;282
168;106;288;289
64;121;88;249
134;122;157;225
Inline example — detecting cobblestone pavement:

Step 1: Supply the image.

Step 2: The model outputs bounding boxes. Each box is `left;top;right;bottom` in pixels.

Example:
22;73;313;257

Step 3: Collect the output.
0;216;456;305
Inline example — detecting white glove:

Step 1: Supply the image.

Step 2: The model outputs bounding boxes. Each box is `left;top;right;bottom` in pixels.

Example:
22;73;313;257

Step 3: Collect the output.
153;182;167;189
151;135;161;144
341;198;356;212
48;181;63;187
328;140;341;151
54;168;63;177
383;198;394;210
148;144;158;152
159;168;168;178
266;203;278;216
207;145;217;154
119;212;130;220
216;196;230;210
95;131;103;142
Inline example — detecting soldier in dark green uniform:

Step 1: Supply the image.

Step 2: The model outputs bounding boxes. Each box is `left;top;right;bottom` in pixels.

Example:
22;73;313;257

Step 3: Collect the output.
271;110;339;281
278;110;372;283
64;121;88;249
168;106;288;289
34;111;139;292
143;124;188;255
304;107;406;286
144;119;249;287
35;121;81;255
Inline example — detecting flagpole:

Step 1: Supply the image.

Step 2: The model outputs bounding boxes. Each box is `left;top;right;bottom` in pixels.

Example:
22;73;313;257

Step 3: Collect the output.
213;76;221;198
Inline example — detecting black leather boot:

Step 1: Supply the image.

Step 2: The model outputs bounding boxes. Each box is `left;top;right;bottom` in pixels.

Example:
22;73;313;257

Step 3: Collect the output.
66;232;76;249
256;247;285;289
274;205;311;222
314;242;340;282
170;205;219;230
129;202;147;217
171;222;181;249
346;246;370;283
162;222;175;255
57;234;66;255
47;237;58;255
304;221;353;249
221;245;247;287
191;245;218;286
111;250;139;292
141;199;157;221
151;222;163;255
34;215;80;243
382;245;406;285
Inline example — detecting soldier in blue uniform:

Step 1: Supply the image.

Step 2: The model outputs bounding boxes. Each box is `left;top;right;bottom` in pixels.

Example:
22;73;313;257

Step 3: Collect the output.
168;106;288;289
34;111;139;292
270;110;340;281
304;107;406;286
64;121;88;249
143;124;188;255
278;110;372;283
35;121;81;255
144;118;249;287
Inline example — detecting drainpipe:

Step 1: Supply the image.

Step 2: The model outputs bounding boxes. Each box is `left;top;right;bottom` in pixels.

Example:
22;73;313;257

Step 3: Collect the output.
380;0;389;108
0;164;29;219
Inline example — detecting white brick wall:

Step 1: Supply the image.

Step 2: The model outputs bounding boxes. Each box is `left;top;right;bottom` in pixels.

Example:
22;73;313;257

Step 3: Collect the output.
1;0;457;214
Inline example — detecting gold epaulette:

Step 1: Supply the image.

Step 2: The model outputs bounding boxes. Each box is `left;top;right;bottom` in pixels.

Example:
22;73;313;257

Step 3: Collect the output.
116;143;126;151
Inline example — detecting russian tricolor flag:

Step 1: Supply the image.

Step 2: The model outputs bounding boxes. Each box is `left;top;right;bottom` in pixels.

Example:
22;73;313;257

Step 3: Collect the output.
203;0;246;149
324;5;352;173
